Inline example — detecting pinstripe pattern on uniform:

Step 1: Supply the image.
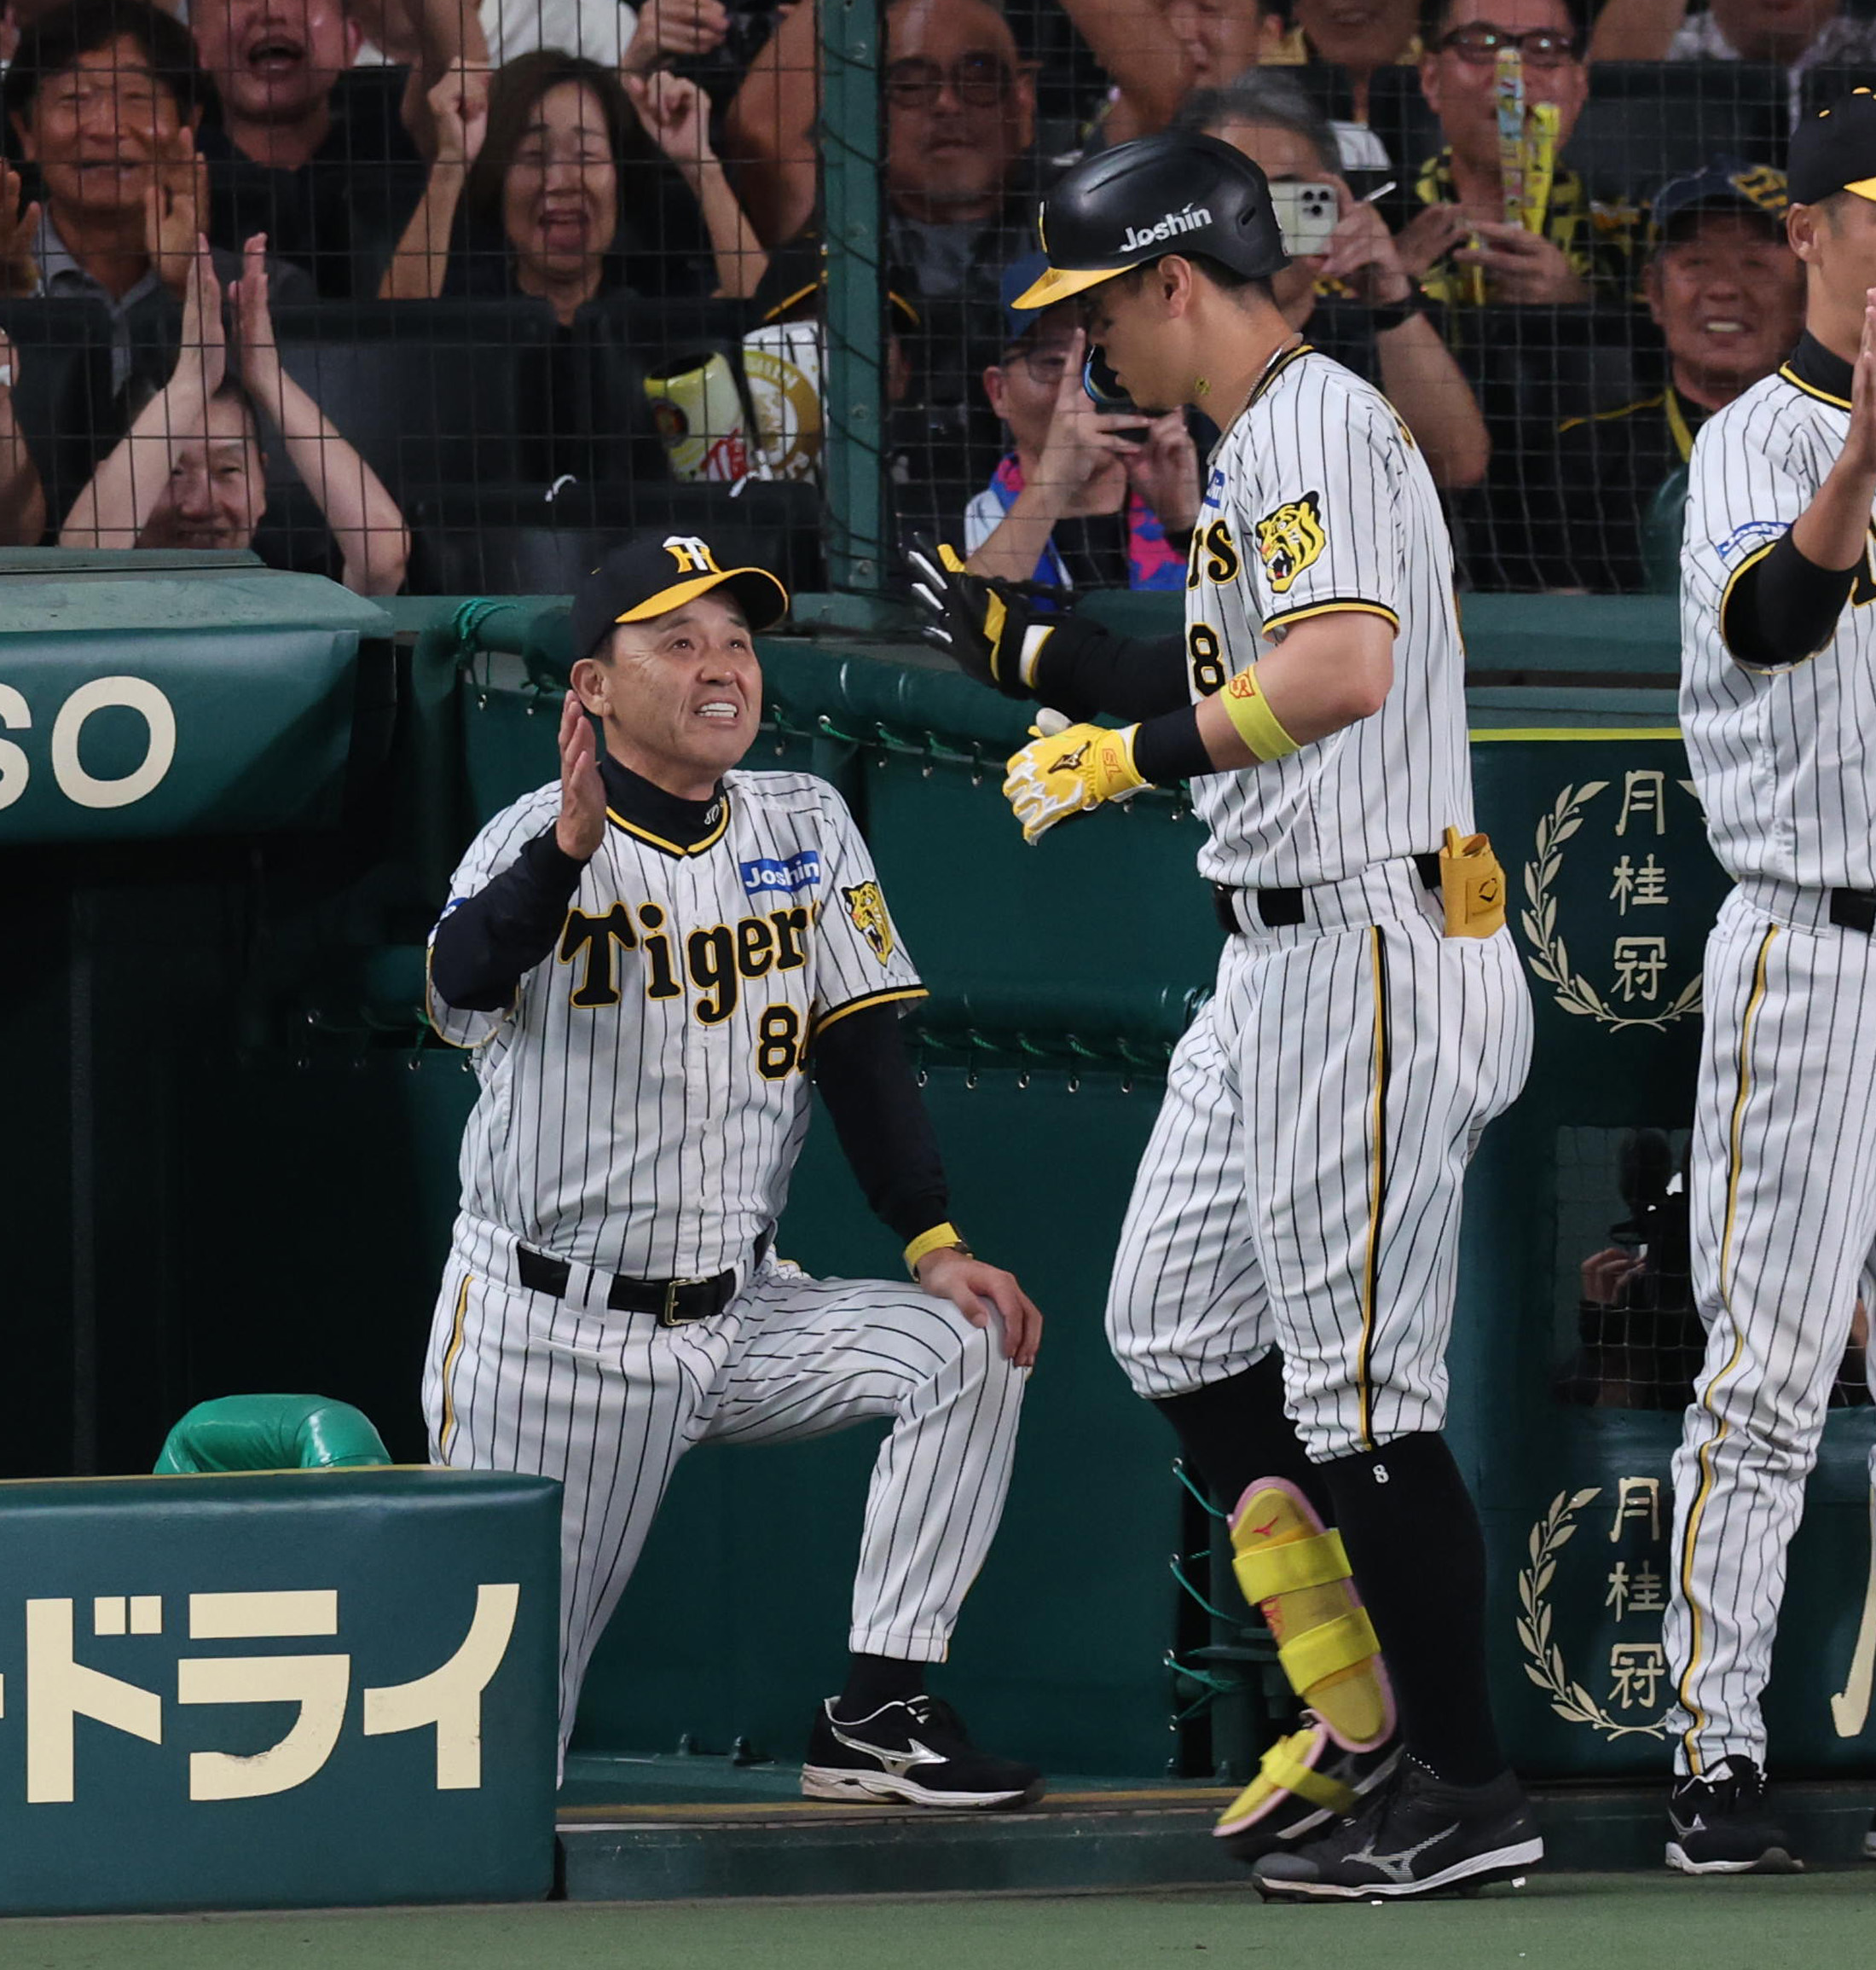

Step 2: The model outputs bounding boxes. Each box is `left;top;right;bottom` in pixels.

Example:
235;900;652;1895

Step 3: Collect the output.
1187;348;1472;892
1668;358;1876;1776
422;765;1025;1755
1106;340;1530;1459
1106;872;1532;1456
1682;371;1876;891
422;1238;1026;1744
428;770;921;1280
437;1274;471;1454
1105;944;1265;1399
1664;891;1876;1775
1670;917;1772;1775
1357;928;1390;1451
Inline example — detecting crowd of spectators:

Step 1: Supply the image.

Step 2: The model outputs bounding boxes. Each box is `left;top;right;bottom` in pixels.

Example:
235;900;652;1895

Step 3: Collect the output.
0;0;1862;596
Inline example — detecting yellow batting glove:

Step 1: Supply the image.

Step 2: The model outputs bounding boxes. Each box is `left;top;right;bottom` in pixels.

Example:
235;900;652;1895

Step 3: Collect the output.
1002;721;1148;844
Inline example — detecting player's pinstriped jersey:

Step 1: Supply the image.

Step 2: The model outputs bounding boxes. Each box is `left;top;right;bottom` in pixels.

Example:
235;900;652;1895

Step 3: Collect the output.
428;772;924;1279
1183;344;1473;891
1680;355;1876;890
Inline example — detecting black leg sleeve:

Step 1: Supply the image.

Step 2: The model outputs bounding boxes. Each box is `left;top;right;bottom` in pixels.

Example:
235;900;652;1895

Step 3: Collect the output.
1150;1354;1333;1523
1318;1431;1503;1785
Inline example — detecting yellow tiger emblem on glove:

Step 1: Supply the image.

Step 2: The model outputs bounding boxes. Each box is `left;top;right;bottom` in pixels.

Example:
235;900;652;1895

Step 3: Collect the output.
1254;491;1327;594
843;880;895;965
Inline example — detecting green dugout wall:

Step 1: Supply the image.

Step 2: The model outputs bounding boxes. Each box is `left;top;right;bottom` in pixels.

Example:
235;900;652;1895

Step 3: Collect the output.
3;560;1872;1786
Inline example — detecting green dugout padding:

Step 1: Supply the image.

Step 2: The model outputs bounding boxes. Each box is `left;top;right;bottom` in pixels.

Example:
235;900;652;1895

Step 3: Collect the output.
0;1468;560;1915
154;1395;392;1474
0;564;392;845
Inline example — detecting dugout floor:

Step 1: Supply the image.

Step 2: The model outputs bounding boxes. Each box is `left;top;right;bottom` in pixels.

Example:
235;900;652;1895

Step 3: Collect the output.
551;1753;1875;1896
6;1877;1875;1970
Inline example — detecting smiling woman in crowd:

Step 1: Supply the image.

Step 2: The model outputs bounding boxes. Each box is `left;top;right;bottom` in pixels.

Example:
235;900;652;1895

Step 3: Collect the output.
379;49;765;321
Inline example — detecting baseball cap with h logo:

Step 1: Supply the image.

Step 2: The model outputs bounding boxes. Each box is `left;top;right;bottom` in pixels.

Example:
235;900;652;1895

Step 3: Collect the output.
570;533;790;660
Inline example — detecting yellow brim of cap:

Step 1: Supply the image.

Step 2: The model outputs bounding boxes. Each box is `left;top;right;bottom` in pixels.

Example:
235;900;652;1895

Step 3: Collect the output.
1847;175;1876;202
617;565;790;631
1011;261;1130;310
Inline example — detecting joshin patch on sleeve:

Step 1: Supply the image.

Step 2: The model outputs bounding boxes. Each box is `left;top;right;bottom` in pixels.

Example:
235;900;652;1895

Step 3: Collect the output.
1712;519;1789;571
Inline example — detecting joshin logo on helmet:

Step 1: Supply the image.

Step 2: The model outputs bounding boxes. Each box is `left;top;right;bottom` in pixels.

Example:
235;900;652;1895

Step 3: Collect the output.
1120;203;1213;254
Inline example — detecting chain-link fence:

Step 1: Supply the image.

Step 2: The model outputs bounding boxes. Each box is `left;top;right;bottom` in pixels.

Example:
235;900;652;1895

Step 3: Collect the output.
1553;1126;1874;1411
0;0;1859;599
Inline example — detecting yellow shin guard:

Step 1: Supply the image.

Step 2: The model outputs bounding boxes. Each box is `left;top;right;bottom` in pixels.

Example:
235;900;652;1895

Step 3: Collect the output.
1214;1722;1355;1839
1229;1477;1395;1753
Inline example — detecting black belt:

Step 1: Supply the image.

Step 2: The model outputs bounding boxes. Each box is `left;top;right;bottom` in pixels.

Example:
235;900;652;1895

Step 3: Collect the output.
1213;853;1442;934
1831;889;1876;936
515;1233;770;1325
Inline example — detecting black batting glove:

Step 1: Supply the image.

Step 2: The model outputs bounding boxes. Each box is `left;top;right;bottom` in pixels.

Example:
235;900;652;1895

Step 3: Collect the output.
904;532;1065;700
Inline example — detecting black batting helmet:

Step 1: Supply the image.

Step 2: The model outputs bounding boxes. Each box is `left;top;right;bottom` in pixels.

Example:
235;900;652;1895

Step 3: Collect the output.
1013;132;1289;311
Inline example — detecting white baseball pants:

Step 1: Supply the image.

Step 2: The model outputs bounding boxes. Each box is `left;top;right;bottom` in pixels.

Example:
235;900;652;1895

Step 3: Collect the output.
1666;880;1876;1776
1105;860;1533;1459
424;1214;1027;1750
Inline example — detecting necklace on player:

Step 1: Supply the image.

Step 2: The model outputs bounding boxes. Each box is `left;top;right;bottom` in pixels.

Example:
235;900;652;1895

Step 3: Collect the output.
1201;333;1305;431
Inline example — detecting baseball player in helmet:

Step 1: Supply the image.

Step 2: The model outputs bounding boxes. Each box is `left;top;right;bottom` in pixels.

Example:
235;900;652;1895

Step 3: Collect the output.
912;132;1539;1899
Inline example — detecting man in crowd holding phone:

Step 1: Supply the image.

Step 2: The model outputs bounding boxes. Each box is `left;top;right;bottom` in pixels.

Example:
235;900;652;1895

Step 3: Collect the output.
1180;73;1490;488
963;252;1201;589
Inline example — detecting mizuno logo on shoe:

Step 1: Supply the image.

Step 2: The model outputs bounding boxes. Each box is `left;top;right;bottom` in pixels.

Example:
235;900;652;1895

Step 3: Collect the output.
1351;1822;1460;1884
830;1724;947;1777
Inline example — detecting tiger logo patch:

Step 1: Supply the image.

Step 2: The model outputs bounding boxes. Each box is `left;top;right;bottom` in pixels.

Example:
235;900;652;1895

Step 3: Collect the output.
1254;491;1327;594
842;880;895;965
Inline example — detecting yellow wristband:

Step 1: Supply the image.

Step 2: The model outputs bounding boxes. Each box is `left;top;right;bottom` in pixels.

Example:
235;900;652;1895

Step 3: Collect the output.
905;1221;964;1276
1221;665;1300;762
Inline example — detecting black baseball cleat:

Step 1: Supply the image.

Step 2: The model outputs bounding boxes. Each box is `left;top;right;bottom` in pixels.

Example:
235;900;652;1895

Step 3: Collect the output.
1252;1757;1543;1900
1665;1756;1800;1874
1864;1807;1876;1861
800;1695;1045;1810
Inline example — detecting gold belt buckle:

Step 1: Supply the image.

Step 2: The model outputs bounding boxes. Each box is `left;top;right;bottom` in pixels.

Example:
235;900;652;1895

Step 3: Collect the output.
659;1278;712;1328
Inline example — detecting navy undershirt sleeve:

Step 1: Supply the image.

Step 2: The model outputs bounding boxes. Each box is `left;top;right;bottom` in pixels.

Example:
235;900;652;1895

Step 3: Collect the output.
1723;530;1857;669
813;1002;950;1245
430;828;587;1011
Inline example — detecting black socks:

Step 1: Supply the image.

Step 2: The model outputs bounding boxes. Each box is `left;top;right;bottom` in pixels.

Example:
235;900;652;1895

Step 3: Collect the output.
1150;1353;1334;1522
836;1653;925;1720
1318;1430;1504;1787
1154;1366;1505;1787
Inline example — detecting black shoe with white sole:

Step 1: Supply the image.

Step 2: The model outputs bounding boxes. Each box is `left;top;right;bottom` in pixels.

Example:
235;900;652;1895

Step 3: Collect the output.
800;1695;1045;1810
1864;1807;1876;1862
1253;1758;1543;1901
1665;1757;1799;1874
